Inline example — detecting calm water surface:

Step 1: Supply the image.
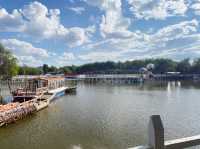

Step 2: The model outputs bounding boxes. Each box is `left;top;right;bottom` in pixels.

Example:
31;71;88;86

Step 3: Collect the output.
1;81;200;149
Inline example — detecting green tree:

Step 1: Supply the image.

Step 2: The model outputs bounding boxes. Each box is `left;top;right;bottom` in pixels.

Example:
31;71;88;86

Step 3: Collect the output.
0;43;18;79
154;59;177;74
59;67;72;74
42;64;49;74
177;59;191;74
18;66;42;75
192;58;200;74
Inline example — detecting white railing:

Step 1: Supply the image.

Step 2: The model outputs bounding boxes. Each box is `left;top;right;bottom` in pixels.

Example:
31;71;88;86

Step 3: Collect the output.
129;115;200;149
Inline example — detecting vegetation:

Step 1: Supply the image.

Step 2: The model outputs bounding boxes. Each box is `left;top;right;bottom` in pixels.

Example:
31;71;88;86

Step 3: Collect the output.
18;58;200;75
18;66;42;75
0;44;18;79
63;58;200;75
2;42;200;76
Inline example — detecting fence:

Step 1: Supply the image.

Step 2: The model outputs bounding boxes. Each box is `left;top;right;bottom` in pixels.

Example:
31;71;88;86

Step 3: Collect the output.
129;115;200;149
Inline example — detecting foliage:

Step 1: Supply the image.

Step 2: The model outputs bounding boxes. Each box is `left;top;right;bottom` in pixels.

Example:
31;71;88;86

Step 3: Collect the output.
42;64;49;74
59;66;72;74
153;59;177;74
177;59;191;74
0;43;18;79
18;66;42;75
1;43;200;76
192;58;200;74
15;58;200;75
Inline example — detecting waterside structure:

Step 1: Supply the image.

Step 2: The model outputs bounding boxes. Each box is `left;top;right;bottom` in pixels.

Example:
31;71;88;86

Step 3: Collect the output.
0;76;76;127
71;74;200;85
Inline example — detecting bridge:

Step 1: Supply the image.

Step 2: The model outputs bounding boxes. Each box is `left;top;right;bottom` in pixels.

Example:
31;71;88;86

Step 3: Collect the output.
71;74;144;84
66;74;200;84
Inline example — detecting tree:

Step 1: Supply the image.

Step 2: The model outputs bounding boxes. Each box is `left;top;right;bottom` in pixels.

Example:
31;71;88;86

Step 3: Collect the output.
18;66;42;75
42;64;49;74
177;59;191;74
0;43;18;79
154;59;177;74
47;66;57;74
59;67;72;74
192;58;200;74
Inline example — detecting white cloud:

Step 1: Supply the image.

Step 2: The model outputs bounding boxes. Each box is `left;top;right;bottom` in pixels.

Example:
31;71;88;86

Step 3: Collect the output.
190;2;200;15
0;38;49;66
65;27;91;47
1;0;200;65
18;56;44;66
127;0;188;20
0;8;24;31
62;52;75;60
21;2;65;39
79;51;123;62
0;1;95;47
80;19;200;61
55;52;76;66
84;0;132;39
68;7;85;14
151;19;199;42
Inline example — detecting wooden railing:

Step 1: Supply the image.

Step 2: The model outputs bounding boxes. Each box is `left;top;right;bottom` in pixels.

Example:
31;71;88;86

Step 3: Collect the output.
129;115;200;149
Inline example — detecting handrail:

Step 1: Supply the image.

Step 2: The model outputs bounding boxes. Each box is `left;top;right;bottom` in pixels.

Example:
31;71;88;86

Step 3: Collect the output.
129;115;200;149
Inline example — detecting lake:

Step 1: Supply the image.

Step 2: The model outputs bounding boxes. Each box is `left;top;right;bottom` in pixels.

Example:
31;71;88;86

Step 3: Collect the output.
0;81;200;149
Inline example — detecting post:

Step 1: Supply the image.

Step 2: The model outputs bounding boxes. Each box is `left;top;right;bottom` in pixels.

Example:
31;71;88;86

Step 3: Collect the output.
148;115;164;149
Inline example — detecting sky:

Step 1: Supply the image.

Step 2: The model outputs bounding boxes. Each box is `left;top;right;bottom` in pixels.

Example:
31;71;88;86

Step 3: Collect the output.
0;0;200;66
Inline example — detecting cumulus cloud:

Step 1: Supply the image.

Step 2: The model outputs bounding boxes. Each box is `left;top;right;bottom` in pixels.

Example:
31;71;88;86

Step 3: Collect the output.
61;52;75;61
0;8;24;31
65;26;95;47
79;51;124;62
55;52;76;66
0;1;95;47
84;0;132;39
1;0;200;65
151;19;199;42
190;1;200;15
0;38;49;66
127;0;188;20
80;19;200;61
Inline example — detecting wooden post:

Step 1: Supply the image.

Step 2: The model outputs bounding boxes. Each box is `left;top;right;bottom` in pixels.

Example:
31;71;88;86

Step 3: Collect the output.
148;115;164;149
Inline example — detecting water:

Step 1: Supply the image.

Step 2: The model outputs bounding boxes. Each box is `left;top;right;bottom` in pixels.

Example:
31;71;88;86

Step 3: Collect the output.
1;81;200;149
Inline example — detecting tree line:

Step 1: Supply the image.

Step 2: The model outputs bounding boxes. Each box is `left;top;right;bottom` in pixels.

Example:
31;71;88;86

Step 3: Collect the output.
1;43;200;77
15;57;200;75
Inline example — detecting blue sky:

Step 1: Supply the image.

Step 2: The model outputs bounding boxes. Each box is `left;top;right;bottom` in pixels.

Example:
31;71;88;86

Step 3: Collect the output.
1;0;200;66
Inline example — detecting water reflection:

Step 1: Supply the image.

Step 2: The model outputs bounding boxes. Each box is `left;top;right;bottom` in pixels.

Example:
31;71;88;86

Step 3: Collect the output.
0;81;200;149
166;81;181;101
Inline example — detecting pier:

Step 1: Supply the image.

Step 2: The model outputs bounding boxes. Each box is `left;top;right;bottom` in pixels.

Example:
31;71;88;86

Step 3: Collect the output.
76;74;144;84
129;115;200;149
153;74;200;81
67;74;200;84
